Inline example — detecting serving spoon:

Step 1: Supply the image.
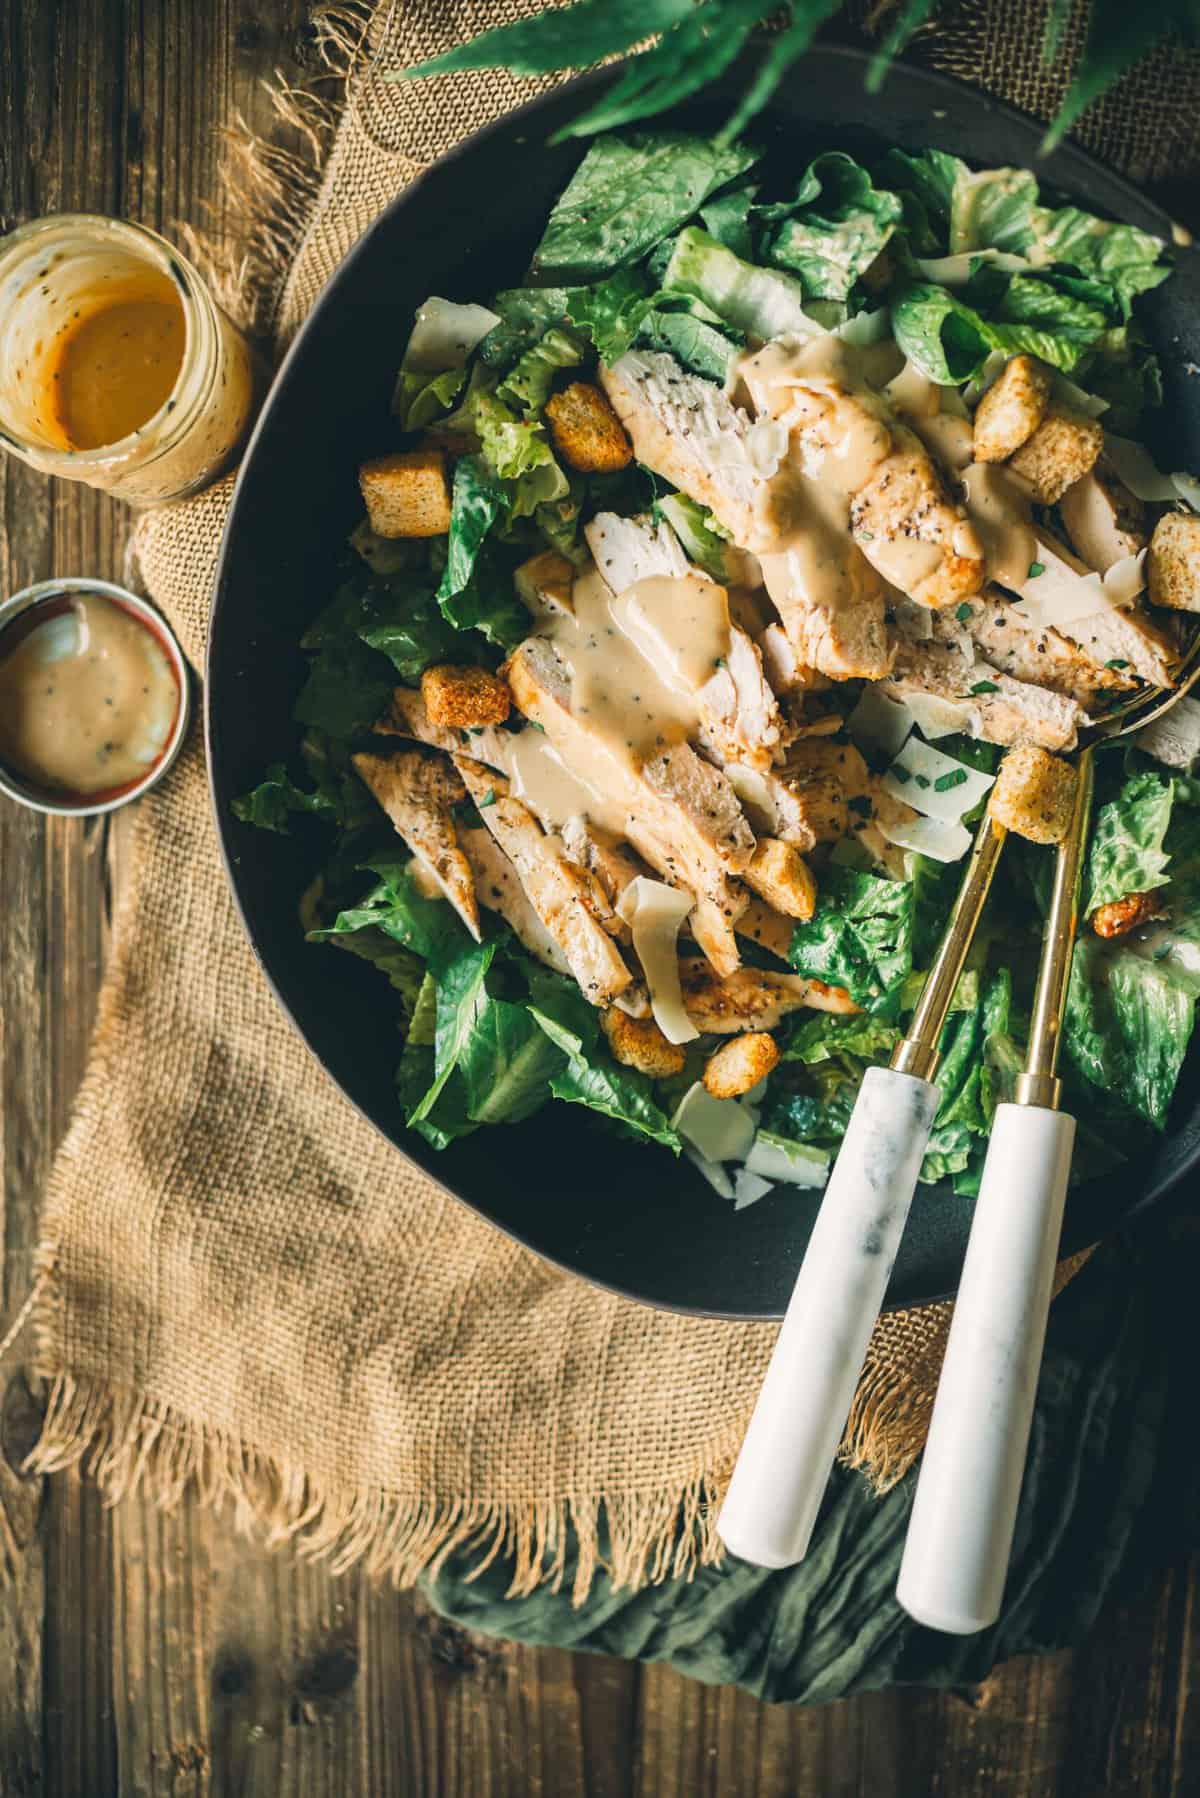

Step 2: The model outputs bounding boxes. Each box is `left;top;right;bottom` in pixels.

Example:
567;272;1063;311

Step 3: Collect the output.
717;633;1200;1578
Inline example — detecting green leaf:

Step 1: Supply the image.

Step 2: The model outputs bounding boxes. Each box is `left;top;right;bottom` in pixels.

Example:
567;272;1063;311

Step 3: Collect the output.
698;182;757;257
548;1053;682;1149
393;365;467;431
330;926;426;1018
313;858;474;976
401;0;699;78
479;289;577;372
293;637;393;742
781;1010;900;1066
1065;935;1196;1129
410;942;499;1123
1084;769;1175;914
656;494;735;581
635;307;741;381
765;152;903;301
662;226;818;342
531;131;758;277
890;280;1098;386
566;270;655;364
438;455;507;605
233;763;336;834
714;4;843;144
496;326;586;415
867;0;939;92
877;149;965;251
788;866;915;1018
455;994;563;1126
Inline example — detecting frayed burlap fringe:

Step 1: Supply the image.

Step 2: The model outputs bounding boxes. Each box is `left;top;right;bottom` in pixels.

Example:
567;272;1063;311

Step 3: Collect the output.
26;1370;728;1605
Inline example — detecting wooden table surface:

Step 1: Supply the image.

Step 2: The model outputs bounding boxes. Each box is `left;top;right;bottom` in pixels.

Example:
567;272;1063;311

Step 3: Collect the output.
1;5;1198;1793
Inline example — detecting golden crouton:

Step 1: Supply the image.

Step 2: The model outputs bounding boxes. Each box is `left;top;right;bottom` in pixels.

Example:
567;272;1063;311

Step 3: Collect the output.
1007;406;1103;505
601;1007;686;1079
514;549;575;618
1148;510;1200;612
545;382;633;474
972;355;1051;463
702;1031;781;1100
742;839;818;920
420;663;511;729
358;447;452;538
1092;891;1160;938
988;744;1077;844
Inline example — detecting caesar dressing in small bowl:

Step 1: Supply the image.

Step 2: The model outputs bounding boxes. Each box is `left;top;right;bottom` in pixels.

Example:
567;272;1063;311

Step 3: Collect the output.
0;578;190;816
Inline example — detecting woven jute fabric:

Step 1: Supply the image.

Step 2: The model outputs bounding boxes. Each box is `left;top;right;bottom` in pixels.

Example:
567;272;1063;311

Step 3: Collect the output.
28;0;1196;1599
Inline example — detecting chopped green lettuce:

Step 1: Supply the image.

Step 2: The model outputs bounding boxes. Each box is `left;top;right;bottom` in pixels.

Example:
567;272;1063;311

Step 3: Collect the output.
891;280;1100;384
531;131;758;279
313;858;475;974
635;307;740;381
1084;768;1175;914
479;288;577;371
566;271;654;364
496;326;586;413
661;226;820;342
765;153;903;301
787;866;914;1018
656;493;735;580
530;1003;680;1148
1065;935;1196;1129
233;763;337;834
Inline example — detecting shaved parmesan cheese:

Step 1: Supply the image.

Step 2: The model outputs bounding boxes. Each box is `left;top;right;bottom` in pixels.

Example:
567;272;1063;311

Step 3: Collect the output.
616;877;698;1045
915;249;1031;285
836;307;891;346
746;417;789;477
1103;433;1179;502
882;738;994;822
877;812;973;862
723;762;776;827
404;296;500;372
685;1147;735;1200
1050;372;1109;418
898;689;975;741
733;1169;774;1211
1014;539;1145;629
1134;694;1200;771
846;685;912;757
744;1132;830;1189
672;1083;756;1165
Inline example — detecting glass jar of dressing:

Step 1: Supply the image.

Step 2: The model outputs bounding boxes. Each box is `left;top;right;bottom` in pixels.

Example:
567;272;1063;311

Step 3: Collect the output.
0;215;257;503
0;579;190;817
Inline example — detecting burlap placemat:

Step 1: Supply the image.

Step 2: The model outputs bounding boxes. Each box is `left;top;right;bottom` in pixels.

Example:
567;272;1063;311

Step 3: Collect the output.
24;0;1200;1602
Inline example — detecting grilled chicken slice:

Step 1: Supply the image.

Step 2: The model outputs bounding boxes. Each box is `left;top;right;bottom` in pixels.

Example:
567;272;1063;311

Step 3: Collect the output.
936;590;1135;706
734;897;796;963
559;816;645;917
600;352;893;680
506;634;753;908
599;353;763;546
352;750;480;939
1060;461;1147;573
679;958;857;1033
378;685;511;769
758;623;830;694
459;825;571;976
687;897;745;980
882;640;1086;751
454;757;632;1007
1027;531;1176;688
586;511;784;770
775;738;871;844
738;338;986;609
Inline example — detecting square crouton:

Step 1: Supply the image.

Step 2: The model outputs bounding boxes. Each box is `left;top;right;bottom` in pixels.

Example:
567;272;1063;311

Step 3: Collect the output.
989;745;1077;844
514;549;576;619
742;839;817;920
1148;510;1200;612
358;447;451;538
545;382;633;473
601;1008;686;1079
972;355;1052;463
1007;406;1103;505
703;1032;780;1099
420;663;511;729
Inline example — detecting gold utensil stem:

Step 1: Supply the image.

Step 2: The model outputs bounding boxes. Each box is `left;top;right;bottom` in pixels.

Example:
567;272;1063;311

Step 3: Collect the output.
891;810;1008;1084
1014;747;1095;1111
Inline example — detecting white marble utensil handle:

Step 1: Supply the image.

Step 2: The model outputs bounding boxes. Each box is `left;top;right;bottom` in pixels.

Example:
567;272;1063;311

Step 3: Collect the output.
897;1102;1075;1635
717;1065;939;1569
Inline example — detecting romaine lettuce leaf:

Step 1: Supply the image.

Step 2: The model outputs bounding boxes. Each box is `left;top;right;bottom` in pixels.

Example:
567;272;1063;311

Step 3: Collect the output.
780;1010;900;1066
566;271;654;364
891;281;1097;384
1084;768;1174;914
479;288;577;372
435;458;538;646
661;226;820;342
765;153;903;301
699;182;757;257
530;1003;680;1149
314;858;474;976
293;637;394;742
496;326;585;414
876;148;964;250
531;131;759;279
635;307;740;381
1065;935;1196;1128
233;763;337;834
787;866;914;1018
394;365;467;431
656;493;734;580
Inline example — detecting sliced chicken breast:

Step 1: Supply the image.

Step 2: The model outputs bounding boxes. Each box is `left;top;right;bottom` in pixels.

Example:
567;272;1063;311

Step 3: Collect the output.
352;750;480;939
938;590;1134;706
679;958;857;1032
378;685;511;769
454;756;632;1007
882;640;1086;751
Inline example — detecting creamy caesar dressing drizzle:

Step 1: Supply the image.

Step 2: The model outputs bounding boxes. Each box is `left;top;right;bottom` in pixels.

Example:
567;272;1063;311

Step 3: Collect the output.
507;567;731;835
961;462;1037;589
0;592;179;795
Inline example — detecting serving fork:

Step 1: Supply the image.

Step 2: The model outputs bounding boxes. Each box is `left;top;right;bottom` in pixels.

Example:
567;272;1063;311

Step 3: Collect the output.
717;638;1200;1618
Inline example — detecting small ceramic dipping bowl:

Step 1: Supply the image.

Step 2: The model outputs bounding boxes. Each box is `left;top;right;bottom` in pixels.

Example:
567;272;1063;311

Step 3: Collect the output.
0;577;191;817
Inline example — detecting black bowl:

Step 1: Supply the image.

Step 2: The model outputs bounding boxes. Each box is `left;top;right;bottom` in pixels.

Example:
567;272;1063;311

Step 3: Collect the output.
208;45;1200;1320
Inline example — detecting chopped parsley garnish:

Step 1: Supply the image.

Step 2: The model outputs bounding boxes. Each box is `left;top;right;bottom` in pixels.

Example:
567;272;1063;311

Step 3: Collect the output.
529;720;546;732
934;768;969;792
971;680;1000;694
1105;658;1130;670
1027;561;1046;579
847;794;873;818
956;602;973;623
479;788;497;808
890;764;911;783
858;529;875;541
914;773;931;790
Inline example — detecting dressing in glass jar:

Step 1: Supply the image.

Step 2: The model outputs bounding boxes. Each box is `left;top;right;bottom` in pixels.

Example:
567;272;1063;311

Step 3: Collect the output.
0;215;258;503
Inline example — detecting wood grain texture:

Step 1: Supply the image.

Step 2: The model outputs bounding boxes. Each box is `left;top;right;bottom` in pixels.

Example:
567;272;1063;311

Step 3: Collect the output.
0;4;1197;1794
